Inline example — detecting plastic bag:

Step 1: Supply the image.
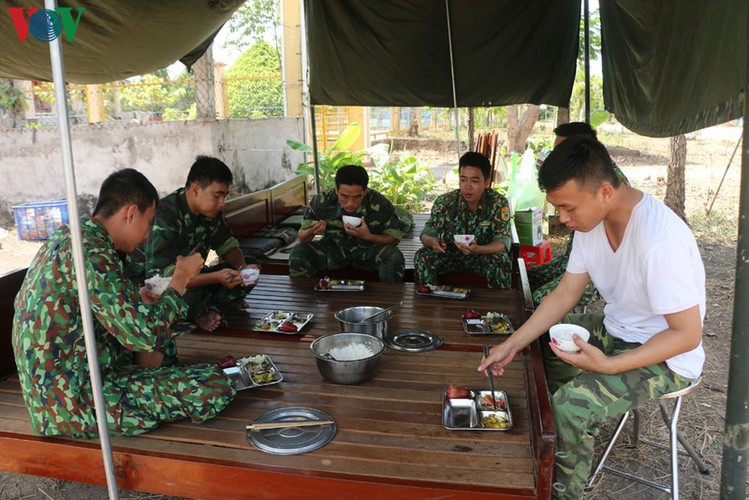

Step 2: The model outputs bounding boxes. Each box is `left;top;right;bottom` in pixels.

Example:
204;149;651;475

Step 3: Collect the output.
505;148;546;213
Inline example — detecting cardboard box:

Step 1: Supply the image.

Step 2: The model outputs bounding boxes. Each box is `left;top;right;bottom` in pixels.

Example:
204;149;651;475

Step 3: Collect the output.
514;207;544;246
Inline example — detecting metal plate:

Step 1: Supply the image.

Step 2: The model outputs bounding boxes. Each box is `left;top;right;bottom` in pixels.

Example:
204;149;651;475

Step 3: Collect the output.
461;312;514;335
252;311;314;334
223;354;283;391
248;407;336;455
385;331;443;352
442;389;513;431
416;284;471;300
314;279;367;292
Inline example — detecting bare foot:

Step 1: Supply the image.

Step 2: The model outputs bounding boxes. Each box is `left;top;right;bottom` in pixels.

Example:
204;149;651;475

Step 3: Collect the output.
195;311;222;332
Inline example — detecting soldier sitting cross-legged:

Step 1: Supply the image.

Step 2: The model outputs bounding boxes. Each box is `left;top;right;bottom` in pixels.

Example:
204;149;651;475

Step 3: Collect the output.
12;169;235;438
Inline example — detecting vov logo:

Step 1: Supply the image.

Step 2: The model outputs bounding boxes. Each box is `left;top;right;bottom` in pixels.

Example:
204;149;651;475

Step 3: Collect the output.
7;7;85;43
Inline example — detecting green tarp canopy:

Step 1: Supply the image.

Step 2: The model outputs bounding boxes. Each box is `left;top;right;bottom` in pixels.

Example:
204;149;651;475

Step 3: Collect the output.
305;0;747;137
0;1;745;137
0;0;244;83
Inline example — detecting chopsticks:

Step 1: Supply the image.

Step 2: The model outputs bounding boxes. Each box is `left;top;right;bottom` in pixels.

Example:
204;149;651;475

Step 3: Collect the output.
483;344;498;411
246;419;335;431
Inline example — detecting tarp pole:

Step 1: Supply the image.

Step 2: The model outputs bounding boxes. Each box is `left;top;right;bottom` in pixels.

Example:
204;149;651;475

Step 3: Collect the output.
444;0;461;162
707;134;742;216
45;1;119;498
719;7;749;495
583;0;591;124
310;104;321;194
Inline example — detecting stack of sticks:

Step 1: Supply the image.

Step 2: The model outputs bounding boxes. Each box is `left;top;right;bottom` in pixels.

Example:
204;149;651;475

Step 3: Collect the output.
474;129;502;186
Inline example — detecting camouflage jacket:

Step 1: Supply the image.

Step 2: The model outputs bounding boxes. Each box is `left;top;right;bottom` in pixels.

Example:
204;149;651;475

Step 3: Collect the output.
12;215;189;437
302;188;405;245
145;188;240;278
421;188;512;251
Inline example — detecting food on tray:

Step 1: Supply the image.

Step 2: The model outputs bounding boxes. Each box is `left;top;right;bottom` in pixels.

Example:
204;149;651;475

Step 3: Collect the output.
279;321;298;333
481;412;509;429
417;284;432;294
479;394;507;410
270;312;288;320
238;355;272;372
251;370;281;385
447;384;471;399
318;277;329;289
218;354;236;369
256;321;277;331
463;308;481;319
485;312;512;333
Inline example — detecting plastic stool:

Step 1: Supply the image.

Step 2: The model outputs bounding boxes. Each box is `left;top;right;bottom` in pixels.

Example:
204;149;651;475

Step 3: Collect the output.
587;376;709;498
519;240;551;268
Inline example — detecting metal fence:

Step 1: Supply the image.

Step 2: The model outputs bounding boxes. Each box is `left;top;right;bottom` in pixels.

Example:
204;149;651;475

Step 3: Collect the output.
1;72;285;128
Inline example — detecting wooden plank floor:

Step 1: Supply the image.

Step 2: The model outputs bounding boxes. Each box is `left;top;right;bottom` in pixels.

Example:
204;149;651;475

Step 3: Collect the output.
0;275;554;498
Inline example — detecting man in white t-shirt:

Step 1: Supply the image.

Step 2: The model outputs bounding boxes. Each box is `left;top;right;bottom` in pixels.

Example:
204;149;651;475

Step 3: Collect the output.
478;136;705;499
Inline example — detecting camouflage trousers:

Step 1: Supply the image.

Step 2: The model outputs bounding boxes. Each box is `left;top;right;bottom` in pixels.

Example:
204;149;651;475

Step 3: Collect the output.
289;238;405;282
527;256;601;307
183;263;249;320
413;247;511;289
103;362;235;436
543;314;692;499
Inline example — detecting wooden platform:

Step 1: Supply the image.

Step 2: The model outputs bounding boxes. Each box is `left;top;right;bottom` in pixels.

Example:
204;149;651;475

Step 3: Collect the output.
0;274;554;498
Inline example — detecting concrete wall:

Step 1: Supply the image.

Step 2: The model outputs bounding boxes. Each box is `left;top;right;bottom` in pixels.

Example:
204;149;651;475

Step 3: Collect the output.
0;117;305;218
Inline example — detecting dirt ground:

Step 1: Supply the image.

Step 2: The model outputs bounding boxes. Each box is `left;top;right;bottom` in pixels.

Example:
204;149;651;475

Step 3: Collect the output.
0;123;746;499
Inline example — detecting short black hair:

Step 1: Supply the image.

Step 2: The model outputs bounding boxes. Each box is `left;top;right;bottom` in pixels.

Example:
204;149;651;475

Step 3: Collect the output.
538;136;620;193
335;164;368;189
553;122;598;140
459;152;491;180
185;155;233;188
93;169;159;217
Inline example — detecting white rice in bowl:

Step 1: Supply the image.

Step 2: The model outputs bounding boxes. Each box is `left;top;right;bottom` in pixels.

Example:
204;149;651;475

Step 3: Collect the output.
328;343;374;361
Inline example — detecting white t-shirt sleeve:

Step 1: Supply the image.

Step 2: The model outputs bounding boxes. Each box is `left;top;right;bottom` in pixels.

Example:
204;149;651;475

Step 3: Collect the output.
645;238;702;315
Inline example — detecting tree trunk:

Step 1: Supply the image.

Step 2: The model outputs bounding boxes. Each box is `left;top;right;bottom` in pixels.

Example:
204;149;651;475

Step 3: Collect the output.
430;108;438;130
391;107;401;133
506;104;541;152
664;134;687;222
408;107;420;136
467;107;475;150
194;45;216;121
556;107;570;127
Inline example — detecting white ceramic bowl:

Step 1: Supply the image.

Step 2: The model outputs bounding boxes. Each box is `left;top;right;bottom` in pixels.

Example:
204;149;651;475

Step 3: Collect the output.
144;276;171;296
549;324;591;353
453;234;475;245
342;215;362;227
240;267;260;285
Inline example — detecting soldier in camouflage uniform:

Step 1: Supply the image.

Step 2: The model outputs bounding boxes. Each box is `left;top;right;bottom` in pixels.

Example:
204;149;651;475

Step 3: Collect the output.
289;164;405;281
415;152;512;288
12;169;235;438
528;123;629;307
479;138;704;499
146;156;255;332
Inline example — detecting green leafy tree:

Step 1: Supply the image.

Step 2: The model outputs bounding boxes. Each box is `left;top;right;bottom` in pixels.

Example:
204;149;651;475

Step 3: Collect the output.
224;0;281;68
113;70;195;120
226;41;283;118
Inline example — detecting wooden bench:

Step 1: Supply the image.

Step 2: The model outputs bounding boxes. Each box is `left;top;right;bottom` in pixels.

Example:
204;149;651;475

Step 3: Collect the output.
0;273;553;498
223;177;521;288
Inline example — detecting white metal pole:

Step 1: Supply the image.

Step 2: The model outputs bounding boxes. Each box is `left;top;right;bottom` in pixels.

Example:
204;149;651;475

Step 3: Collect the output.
444;0;461;166
45;1;119;498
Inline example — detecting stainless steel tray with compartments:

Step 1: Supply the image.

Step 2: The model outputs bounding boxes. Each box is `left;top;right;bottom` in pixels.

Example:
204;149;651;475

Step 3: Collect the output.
223;354;283;391
442;389;513;431
252;310;314;334
461;312;514;335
